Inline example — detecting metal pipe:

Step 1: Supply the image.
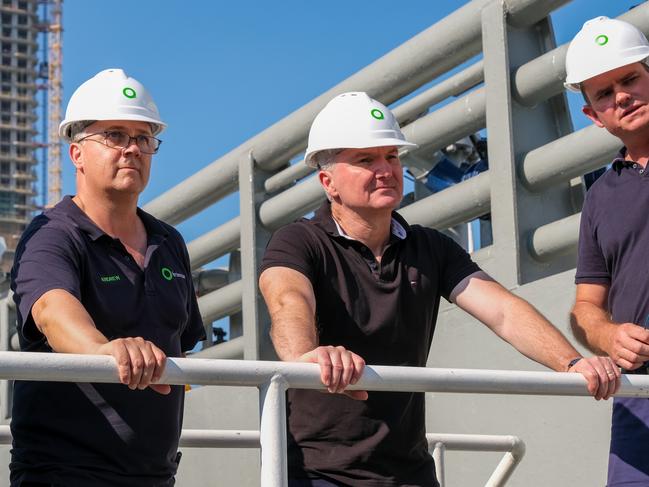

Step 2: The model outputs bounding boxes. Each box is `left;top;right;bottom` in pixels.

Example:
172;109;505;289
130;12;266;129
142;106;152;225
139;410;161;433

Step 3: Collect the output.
520;125;620;192
259;176;325;231
2;352;649;397
399;172;490;230
191;336;244;360
401;88;486;156
197;281;242;324
528;213;580;262
187;217;241;270
179;429;259;448
264;160;312;195
143;0;571;225
393;60;484;124
259;376;288;487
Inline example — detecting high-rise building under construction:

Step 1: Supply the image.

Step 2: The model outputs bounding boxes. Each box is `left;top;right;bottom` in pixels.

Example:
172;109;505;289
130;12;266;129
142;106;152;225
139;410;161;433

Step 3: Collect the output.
0;0;38;273
0;0;61;274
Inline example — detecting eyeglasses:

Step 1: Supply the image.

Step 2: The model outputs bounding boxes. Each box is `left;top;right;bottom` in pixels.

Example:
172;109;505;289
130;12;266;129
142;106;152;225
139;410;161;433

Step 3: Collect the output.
76;130;162;154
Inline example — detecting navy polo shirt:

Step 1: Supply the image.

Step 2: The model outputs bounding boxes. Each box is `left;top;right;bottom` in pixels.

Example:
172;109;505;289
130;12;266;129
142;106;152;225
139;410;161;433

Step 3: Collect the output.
261;201;480;487
576;150;649;485
9;195;205;487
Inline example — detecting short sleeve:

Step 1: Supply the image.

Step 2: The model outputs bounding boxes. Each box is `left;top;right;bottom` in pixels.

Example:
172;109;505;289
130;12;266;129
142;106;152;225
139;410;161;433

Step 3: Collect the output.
434;231;482;300
575;199;610;284
259;222;319;285
176;233;206;352
10;220;82;343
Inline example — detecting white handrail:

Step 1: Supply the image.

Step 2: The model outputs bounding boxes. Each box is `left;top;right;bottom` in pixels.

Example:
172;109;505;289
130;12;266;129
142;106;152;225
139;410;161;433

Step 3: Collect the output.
2;352;647;486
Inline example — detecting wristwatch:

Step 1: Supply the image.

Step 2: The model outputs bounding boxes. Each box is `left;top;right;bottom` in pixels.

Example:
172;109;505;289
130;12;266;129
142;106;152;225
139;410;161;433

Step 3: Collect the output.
566;357;582;371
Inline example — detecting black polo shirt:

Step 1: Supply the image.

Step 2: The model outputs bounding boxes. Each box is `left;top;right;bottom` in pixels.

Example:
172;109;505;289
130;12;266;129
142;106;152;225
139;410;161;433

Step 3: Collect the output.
9;195;205;487
261;201;480;487
575;150;649;485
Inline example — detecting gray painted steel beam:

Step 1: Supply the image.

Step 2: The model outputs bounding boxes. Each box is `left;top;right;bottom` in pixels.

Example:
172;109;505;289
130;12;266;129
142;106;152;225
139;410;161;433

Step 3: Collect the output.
197;280;242;324
187;217;240;270
528;212;580;262
144;0;571;225
520;125;620;191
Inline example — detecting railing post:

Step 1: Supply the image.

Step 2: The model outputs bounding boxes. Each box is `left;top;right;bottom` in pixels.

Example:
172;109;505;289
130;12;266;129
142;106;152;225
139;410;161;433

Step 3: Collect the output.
432;441;446;487
239;151;274;360
259;374;289;487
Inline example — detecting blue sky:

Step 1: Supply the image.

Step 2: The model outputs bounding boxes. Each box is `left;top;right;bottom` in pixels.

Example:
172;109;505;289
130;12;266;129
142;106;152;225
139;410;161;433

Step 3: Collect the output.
57;0;642;246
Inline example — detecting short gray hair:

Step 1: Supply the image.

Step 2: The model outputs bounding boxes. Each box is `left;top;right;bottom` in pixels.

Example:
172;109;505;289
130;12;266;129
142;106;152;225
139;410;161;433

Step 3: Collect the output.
311;149;344;170
69;120;97;141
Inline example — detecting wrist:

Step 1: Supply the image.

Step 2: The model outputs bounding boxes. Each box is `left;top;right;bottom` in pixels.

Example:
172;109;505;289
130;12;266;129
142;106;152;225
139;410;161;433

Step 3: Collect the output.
566;356;583;371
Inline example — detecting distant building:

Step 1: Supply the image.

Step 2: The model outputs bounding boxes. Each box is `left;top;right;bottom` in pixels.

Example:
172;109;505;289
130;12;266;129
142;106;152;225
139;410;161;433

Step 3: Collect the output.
0;0;40;273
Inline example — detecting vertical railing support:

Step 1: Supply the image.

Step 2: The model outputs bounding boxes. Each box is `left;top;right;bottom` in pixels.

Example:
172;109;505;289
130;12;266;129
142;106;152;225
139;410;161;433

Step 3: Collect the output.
239;151;274;359
259;374;289;487
433;441;446;487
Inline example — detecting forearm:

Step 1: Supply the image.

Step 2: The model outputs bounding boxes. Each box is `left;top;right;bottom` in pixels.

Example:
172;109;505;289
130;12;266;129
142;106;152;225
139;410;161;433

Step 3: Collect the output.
571;301;615;355
32;289;108;354
270;313;318;361
499;295;580;372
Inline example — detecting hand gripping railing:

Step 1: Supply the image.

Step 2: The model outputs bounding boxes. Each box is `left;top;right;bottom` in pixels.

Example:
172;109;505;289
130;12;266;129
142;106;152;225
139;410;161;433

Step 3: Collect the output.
3;352;649;486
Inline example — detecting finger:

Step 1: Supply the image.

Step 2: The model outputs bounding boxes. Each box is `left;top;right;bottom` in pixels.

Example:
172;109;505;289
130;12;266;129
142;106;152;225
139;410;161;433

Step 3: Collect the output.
339;351;354;393
328;347;344;394
137;341;158;390
123;340;145;390
150;345;167;384
110;341;131;386
149;384;172;395
350;354;365;385
344;390;368;401
316;347;333;389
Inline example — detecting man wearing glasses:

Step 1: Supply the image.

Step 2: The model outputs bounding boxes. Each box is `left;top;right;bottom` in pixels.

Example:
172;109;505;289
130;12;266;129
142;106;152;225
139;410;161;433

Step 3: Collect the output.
9;69;205;486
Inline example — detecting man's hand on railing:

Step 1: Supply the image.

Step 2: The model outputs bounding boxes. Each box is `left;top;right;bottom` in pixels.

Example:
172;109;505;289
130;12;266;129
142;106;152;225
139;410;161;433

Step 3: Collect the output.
568;355;620;400
95;338;170;395
298;345;368;400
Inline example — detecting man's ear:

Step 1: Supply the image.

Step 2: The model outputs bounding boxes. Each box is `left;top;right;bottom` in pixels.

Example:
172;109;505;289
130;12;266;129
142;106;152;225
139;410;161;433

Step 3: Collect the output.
69;143;84;172
582;104;605;128
319;169;337;199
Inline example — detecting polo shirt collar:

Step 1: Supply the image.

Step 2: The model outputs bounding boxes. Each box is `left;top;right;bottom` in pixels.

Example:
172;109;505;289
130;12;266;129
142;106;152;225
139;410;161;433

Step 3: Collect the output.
312;201;410;241
56;195;169;242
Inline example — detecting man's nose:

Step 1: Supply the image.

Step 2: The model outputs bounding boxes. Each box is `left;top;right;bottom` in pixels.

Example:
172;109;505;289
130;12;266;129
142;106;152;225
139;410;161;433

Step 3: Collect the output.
616;90;633;107
122;136;141;155
374;158;393;177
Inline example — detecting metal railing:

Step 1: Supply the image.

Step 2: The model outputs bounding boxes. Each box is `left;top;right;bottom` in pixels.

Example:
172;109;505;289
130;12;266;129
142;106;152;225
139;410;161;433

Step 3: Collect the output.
2;352;649;487
0;425;524;487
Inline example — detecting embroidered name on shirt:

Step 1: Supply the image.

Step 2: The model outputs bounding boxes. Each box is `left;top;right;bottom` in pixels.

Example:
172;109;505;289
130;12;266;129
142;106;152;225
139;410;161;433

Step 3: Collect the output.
100;274;121;283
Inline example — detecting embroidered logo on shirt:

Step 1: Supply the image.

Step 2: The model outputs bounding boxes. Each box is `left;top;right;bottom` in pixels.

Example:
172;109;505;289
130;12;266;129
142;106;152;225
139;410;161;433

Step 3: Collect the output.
161;266;186;281
100;274;121;283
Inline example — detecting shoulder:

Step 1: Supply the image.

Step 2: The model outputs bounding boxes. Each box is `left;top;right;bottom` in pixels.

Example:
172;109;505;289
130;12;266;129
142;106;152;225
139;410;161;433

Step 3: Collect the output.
17;211;80;253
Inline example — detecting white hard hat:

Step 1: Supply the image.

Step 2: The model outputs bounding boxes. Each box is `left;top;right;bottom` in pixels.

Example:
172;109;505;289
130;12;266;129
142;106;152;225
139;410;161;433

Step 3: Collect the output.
304;92;417;168
59;68;166;141
564;16;649;92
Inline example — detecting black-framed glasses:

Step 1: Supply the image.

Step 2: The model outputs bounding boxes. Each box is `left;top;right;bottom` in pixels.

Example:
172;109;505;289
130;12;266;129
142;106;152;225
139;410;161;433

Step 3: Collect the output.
77;130;162;154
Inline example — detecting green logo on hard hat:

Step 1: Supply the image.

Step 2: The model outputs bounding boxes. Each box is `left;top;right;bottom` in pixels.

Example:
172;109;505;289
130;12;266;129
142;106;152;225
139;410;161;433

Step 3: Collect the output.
595;34;609;46
370;108;384;120
161;267;173;281
122;87;137;99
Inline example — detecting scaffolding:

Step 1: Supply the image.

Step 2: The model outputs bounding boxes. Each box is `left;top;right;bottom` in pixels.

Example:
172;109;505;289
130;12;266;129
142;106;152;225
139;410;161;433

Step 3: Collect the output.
0;0;40;273
0;0;62;273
